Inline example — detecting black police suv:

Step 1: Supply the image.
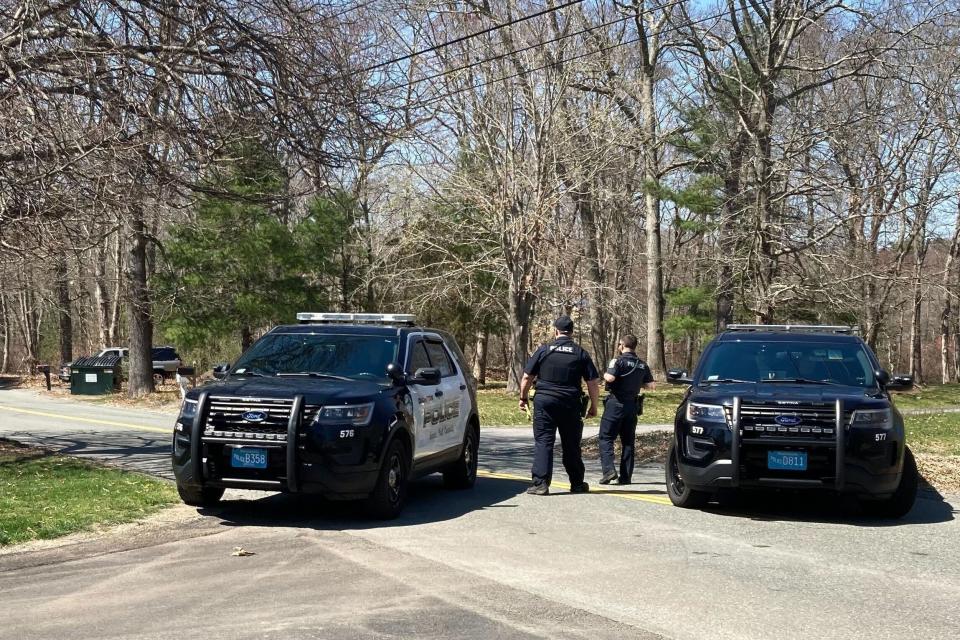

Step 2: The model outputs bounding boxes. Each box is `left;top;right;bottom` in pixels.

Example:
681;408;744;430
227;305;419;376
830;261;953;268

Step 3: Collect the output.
665;325;919;518
171;313;480;519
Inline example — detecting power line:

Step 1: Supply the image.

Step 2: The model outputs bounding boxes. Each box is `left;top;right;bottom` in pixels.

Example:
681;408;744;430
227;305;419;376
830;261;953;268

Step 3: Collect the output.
354;0;587;76
402;6;726;111
321;0;382;23
376;0;686;97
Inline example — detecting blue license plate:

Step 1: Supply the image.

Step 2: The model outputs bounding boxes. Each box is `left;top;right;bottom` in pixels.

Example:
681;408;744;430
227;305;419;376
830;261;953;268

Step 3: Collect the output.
768;450;807;471
231;447;267;469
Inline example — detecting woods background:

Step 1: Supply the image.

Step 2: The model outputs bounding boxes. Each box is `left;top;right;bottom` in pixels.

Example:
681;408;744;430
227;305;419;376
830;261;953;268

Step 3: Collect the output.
2;0;960;396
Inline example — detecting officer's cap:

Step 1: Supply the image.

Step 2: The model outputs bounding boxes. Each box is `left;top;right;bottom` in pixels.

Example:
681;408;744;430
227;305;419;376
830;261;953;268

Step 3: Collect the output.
554;316;574;333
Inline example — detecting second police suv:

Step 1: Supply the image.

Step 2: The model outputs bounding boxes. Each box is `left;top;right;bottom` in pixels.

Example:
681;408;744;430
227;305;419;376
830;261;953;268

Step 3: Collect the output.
171;313;480;518
666;324;919;518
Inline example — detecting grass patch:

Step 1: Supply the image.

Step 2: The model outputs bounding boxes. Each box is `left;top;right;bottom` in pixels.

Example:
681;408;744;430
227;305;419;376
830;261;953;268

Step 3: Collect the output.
477;386;685;426
904;412;960;457
0;440;178;546
891;384;960;411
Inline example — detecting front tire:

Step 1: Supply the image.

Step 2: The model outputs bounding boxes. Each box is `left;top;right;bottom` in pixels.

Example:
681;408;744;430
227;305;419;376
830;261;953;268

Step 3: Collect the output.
177;483;224;507
861;446;918;519
443;427;479;489
666;440;710;508
365;439;410;519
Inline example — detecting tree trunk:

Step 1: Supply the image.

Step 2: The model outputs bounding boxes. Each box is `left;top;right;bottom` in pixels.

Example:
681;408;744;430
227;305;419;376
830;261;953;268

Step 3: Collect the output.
472;327;489;385
0;293;9;374
940;200;960;383
909;250;924;383
241;326;254;351
506;281;534;393
640;75;665;379
55;252;73;365
577;191;610;365
124;210;155;397
95;237;112;348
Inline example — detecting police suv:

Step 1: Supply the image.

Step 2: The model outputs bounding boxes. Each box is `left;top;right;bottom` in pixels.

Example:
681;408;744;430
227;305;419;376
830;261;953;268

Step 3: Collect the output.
666;325;918;518
171;313;480;518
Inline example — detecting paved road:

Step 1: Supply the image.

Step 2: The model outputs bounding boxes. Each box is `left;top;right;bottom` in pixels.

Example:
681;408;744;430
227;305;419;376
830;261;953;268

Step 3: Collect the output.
1;388;959;640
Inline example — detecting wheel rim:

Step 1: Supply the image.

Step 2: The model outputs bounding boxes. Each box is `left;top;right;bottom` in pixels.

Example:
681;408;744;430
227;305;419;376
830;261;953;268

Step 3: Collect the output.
386;453;403;504
465;433;477;480
669;449;685;495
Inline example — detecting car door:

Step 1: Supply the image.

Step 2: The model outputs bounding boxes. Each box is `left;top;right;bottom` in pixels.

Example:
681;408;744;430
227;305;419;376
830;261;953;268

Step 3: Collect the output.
405;336;443;460
423;337;467;453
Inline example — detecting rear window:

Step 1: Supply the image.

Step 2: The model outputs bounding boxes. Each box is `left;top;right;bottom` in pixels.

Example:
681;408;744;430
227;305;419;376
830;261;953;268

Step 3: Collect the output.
152;347;179;360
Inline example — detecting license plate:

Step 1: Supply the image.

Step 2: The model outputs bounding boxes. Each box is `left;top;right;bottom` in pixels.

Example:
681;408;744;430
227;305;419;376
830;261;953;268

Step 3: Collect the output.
231;447;267;469
768;450;807;471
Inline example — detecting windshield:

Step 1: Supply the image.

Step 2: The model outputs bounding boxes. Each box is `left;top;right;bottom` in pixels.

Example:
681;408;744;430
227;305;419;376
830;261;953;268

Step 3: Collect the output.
697;341;877;387
231;333;399;382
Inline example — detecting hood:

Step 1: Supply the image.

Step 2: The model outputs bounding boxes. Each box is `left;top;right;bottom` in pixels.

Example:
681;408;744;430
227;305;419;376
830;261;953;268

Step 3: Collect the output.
690;382;887;406
193;376;389;406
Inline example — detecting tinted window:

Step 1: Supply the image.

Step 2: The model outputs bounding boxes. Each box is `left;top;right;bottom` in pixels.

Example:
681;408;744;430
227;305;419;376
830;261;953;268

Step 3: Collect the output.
232;333;398;382
425;341;456;378
408;340;431;373
698;341;875;387
152;347;179;360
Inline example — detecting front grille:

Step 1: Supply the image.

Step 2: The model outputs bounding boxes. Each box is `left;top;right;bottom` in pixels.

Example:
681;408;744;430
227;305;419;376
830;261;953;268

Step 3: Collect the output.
204;396;294;441
733;401;851;439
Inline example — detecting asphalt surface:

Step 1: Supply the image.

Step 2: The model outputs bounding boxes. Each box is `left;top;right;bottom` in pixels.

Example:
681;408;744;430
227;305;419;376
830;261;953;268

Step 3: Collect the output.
1;387;959;640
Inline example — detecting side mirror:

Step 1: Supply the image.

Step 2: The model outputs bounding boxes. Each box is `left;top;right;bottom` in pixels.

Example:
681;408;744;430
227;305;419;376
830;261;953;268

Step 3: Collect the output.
886;373;914;391
212;363;230;380
666;368;693;385
385;362;406;383
410;367;441;386
875;369;890;386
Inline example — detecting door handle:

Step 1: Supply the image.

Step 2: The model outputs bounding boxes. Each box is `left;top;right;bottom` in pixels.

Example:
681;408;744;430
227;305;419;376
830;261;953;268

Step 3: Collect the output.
434;390;444;397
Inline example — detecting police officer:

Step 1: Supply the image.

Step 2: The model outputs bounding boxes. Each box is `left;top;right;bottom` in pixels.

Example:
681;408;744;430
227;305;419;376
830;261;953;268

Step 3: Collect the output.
518;316;600;496
598;334;654;485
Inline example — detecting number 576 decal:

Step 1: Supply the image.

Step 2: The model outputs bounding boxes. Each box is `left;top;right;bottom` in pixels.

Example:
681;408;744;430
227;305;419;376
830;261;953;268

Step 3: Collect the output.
340;429;355;438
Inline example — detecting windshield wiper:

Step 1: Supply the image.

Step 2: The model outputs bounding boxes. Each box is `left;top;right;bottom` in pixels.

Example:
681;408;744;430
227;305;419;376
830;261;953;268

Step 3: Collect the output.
232;369;267;378
759;378;841;386
276;371;352;381
702;378;754;384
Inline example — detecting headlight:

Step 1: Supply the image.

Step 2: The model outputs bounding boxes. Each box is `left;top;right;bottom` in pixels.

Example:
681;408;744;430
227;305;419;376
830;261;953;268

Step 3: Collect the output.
312;403;375;427
851;408;892;429
686;402;726;424
179;398;198;421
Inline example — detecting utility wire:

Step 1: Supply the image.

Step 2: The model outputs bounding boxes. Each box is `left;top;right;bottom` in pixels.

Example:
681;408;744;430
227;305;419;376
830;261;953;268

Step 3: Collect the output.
374;0;685;96
401;6;726;110
354;0;587;76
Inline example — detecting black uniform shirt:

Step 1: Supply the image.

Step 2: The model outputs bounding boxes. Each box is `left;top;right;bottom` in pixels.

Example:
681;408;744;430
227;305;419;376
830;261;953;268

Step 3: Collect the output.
524;336;599;402
605;352;653;404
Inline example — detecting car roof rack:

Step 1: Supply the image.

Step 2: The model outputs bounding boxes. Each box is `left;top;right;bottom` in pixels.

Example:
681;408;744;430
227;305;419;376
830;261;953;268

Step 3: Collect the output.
296;312;417;326
725;324;858;334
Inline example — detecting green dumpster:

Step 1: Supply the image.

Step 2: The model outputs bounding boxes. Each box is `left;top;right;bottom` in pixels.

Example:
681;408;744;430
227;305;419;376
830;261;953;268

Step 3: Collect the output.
70;355;122;395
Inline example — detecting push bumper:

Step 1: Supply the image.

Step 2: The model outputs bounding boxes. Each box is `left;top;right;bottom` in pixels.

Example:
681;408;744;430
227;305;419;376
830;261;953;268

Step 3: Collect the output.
171;392;381;499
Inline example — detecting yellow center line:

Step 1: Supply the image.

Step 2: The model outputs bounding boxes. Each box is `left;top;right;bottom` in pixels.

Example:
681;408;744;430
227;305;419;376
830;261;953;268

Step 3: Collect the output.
477;470;671;506
0;405;672;506
0;404;171;434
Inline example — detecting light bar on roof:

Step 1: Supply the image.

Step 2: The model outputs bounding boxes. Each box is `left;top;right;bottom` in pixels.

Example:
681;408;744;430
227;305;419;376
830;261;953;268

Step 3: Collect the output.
296;312;416;325
726;324;858;334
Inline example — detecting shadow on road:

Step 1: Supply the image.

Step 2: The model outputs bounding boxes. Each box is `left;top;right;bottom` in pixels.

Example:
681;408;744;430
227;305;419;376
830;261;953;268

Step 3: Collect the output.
3;430;174;479
702;481;956;526
205;474;527;530
0;376;21;390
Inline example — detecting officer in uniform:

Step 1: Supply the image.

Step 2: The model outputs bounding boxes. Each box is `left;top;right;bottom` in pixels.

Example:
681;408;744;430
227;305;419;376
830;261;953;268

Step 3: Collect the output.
518;316;600;495
598;334;654;485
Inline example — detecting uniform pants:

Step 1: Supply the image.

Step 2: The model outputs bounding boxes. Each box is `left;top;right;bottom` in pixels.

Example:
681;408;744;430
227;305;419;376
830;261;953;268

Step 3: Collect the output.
599;396;638;482
531;394;585;487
